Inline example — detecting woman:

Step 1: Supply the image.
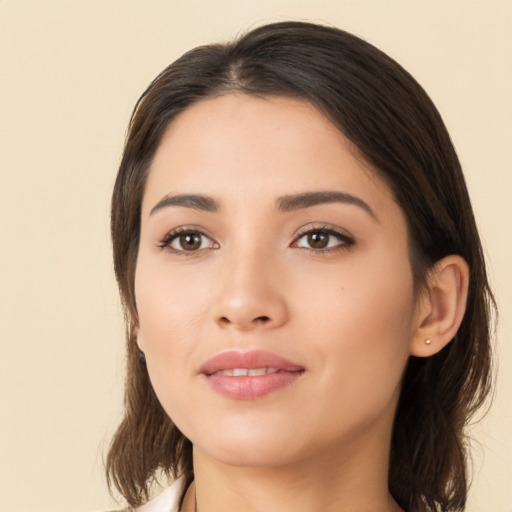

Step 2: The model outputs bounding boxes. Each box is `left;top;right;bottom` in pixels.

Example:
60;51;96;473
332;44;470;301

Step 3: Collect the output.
106;21;494;512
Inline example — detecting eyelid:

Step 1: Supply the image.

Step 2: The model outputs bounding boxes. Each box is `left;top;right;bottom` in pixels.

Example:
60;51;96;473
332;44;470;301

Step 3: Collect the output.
157;225;219;254
156;223;354;254
291;223;355;251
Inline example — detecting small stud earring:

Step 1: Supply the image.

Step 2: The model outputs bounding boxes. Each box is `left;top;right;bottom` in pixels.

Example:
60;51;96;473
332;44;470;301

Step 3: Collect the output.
425;339;432;345
139;350;146;364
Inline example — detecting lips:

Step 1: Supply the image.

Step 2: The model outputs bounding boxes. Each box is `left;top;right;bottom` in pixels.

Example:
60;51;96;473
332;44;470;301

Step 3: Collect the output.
213;367;281;376
200;350;305;400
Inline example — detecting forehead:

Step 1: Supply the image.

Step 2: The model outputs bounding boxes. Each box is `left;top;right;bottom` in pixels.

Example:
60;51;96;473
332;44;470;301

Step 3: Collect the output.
142;94;397;217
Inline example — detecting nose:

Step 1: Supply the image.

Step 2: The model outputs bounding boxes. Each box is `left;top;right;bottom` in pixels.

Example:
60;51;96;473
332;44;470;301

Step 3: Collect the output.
212;249;289;332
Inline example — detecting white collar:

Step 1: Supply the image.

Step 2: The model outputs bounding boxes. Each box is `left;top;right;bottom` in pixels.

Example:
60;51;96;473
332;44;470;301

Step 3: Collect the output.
135;476;187;512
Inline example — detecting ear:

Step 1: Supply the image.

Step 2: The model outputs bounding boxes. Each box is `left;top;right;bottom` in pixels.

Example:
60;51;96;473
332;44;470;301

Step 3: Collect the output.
132;324;144;351
410;255;469;357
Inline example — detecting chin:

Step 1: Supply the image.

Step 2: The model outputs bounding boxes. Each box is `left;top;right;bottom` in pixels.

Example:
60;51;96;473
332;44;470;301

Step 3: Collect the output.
198;440;301;469
189;420;310;468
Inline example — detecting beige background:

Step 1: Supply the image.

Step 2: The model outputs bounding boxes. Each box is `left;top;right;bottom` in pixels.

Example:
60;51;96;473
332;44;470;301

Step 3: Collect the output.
1;1;510;511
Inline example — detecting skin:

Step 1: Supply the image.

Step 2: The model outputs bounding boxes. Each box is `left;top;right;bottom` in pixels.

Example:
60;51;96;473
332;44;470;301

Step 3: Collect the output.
135;94;468;512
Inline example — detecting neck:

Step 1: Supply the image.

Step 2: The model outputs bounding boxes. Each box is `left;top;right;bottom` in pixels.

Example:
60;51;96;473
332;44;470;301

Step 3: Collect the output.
182;433;402;512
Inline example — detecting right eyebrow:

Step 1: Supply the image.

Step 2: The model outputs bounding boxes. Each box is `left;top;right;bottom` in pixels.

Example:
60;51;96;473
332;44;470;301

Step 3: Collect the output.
149;194;219;216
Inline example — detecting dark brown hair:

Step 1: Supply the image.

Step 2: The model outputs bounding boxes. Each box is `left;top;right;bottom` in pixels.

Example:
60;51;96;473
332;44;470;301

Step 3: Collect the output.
107;21;495;511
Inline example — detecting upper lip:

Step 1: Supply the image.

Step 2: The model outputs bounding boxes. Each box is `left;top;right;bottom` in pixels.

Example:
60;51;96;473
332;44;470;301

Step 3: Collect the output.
200;350;304;375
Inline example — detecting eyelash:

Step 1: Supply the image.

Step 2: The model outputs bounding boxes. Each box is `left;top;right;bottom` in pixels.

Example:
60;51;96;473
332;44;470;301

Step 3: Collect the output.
157;226;218;256
292;225;355;253
157;225;355;255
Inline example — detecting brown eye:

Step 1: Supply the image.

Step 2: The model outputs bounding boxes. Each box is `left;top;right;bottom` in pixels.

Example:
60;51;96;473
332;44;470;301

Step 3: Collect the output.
307;232;329;249
294;228;354;252
164;230;216;252
178;233;202;251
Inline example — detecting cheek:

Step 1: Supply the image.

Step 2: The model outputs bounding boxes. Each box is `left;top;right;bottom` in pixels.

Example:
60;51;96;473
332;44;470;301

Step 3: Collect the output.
134;257;208;399
298;246;415;337
300;252;416;417
134;262;205;428
135;255;210;345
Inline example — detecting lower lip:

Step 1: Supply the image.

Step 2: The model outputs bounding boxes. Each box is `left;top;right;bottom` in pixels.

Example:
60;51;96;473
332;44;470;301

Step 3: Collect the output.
204;371;303;400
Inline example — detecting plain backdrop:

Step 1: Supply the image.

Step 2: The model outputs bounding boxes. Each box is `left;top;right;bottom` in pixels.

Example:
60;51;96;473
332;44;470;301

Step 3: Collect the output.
1;1;511;511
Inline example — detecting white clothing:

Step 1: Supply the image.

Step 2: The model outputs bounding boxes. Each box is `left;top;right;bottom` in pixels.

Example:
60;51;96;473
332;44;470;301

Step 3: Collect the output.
134;476;186;512
101;476;186;512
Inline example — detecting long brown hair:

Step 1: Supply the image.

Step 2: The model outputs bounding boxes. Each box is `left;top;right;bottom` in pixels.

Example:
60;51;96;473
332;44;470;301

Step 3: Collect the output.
107;21;495;511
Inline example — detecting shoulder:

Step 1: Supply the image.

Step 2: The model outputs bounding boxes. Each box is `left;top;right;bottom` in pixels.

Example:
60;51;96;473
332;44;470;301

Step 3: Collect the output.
91;508;133;512
101;509;133;512
135;476;188;512
92;507;134;512
95;476;187;512
134;476;187;512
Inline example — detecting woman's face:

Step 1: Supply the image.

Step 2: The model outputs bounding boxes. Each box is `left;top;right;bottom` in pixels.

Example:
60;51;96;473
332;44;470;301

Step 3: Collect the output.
135;94;420;467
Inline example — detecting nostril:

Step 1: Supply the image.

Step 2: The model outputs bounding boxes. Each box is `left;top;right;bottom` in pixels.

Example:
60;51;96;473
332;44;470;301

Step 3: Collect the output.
216;315;272;328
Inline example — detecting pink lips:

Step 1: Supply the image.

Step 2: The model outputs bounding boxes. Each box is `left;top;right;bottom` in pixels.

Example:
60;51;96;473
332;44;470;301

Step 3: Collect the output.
200;350;304;400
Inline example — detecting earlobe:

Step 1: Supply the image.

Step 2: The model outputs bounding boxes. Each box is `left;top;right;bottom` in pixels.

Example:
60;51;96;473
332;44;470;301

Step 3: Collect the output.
410;255;469;357
134;329;147;364
133;325;144;350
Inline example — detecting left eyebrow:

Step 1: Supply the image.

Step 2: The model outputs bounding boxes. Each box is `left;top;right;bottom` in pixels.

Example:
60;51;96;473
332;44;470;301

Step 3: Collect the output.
276;191;378;221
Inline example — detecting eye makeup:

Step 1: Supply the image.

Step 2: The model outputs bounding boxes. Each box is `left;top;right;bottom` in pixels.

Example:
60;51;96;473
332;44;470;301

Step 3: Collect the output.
156;222;355;257
291;223;355;254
